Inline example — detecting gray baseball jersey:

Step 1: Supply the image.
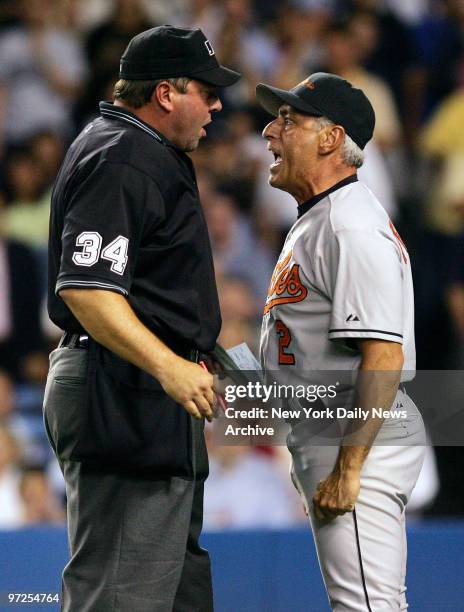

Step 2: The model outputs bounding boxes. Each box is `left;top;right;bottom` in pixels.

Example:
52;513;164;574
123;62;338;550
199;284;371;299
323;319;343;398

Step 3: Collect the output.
260;175;425;610
260;174;415;378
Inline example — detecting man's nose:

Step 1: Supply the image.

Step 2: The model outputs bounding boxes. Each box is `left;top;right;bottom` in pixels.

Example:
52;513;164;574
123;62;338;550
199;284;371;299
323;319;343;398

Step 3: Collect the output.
262;118;278;140
210;97;222;113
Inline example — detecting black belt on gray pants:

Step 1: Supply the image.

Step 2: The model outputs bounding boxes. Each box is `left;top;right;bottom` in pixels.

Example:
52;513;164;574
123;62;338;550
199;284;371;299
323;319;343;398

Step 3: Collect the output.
59;332;89;349
58;332;201;362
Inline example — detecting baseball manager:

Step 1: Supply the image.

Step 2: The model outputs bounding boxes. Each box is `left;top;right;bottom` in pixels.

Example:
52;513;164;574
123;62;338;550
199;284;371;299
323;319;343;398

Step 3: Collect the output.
43;26;240;611
257;72;426;610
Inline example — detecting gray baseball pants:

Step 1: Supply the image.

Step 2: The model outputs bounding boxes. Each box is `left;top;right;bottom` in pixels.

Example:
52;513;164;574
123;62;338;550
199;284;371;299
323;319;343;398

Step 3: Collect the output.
43;347;213;612
288;389;426;611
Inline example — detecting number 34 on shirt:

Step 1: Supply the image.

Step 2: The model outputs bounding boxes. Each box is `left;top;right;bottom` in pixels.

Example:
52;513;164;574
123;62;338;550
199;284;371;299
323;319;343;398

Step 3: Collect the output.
72;231;129;275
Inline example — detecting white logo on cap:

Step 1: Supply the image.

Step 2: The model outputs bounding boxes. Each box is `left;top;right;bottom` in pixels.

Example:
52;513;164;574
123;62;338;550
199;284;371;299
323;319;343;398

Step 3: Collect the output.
204;40;215;56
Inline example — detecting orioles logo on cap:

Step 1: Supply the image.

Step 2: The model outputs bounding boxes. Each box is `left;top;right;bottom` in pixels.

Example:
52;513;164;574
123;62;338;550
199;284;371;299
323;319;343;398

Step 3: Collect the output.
301;77;315;90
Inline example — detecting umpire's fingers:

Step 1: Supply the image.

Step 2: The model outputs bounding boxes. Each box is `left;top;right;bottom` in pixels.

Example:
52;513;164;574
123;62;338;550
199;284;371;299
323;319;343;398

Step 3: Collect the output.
205;387;215;409
194;395;213;420
184;401;202;420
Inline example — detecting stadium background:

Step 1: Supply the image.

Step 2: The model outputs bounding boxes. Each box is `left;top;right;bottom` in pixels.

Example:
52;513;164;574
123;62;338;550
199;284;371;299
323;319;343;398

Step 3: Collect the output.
0;0;463;609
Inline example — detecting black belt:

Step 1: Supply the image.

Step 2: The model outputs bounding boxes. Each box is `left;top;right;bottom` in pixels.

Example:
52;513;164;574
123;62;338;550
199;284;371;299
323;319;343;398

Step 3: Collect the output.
59;332;200;362
59;332;89;349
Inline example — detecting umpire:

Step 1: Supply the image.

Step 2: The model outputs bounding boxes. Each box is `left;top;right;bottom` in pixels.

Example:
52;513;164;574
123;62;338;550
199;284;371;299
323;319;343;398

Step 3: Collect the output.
43;26;240;611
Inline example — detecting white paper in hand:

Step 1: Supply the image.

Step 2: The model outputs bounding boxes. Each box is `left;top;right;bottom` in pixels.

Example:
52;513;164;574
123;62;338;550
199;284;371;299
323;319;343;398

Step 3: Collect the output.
226;343;262;373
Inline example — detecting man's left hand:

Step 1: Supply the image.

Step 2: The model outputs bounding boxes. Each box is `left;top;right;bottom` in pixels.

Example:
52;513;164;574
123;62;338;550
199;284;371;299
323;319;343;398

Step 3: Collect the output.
312;469;361;522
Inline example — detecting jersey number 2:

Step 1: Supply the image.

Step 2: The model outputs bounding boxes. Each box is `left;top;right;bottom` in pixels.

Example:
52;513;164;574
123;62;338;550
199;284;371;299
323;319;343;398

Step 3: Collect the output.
275;320;295;365
72;232;129;275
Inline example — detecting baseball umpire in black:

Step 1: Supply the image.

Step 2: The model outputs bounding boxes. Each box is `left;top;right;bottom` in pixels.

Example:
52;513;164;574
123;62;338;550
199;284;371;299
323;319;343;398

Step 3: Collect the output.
43;26;240;611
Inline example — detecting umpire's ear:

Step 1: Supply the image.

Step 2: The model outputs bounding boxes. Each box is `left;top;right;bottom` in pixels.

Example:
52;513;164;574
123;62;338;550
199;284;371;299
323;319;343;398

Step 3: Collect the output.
152;81;177;113
319;124;345;156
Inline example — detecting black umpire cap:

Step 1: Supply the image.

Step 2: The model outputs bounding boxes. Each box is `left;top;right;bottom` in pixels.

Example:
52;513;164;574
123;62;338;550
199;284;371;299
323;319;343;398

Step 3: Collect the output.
256;72;375;149
120;25;241;87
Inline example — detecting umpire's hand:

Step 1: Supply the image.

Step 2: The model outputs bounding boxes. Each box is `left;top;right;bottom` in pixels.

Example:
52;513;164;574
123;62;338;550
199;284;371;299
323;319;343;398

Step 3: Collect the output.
158;355;216;421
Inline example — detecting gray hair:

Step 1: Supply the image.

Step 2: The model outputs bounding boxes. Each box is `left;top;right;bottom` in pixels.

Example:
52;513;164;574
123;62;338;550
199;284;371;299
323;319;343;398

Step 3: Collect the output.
315;116;364;168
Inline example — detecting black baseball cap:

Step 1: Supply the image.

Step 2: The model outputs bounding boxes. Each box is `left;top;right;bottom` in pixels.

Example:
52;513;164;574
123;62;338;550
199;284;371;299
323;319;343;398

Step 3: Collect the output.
120;25;241;87
256;72;375;149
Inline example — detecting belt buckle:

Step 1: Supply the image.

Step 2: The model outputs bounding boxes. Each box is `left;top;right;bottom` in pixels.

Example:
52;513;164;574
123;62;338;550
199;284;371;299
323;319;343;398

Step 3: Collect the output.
78;334;89;349
59;333;89;349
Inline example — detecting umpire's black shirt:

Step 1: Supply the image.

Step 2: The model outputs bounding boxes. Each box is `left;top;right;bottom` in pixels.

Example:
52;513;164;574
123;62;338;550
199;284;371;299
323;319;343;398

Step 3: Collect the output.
48;101;221;353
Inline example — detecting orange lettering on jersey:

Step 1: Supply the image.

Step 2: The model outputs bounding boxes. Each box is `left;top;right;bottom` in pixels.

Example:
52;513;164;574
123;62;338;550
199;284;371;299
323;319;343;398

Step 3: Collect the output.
264;251;308;314
389;220;408;264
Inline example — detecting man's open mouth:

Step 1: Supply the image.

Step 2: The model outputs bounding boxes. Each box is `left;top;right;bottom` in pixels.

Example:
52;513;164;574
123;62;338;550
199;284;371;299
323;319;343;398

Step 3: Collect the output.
271;152;283;169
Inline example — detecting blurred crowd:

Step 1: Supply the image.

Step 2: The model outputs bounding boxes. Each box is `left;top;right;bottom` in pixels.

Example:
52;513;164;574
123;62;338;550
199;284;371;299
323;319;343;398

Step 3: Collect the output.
0;0;463;530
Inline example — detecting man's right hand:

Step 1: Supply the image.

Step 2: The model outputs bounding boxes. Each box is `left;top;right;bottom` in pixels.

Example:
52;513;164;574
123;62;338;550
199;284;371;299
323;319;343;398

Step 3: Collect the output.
158;355;215;421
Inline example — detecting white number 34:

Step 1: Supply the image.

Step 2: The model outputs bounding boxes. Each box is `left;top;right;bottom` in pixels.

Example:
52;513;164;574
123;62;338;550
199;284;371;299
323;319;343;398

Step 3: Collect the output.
72;232;129;275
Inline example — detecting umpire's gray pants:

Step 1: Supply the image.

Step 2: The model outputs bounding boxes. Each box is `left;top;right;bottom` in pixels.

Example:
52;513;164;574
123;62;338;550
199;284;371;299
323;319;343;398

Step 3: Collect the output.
43;347;213;612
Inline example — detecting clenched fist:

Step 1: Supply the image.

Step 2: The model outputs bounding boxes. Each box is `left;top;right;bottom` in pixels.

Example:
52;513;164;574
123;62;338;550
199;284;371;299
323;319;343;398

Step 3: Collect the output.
313;468;361;522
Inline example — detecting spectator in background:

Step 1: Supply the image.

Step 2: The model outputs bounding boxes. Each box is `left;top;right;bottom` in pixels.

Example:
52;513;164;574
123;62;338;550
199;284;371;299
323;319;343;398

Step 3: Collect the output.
3;131;64;270
19;466;65;526
413;0;464;122
0;207;46;383
138;0;189;26
420;86;464;235
446;233;464;368
0;422;64;528
223;108;289;249
75;0;154;130
213;0;278;90
186;0;279;110
269;3;330;91
204;427;301;530
0;424;24;529
30;130;65;190
0;0;86;149
0;0;19;31
198;111;262;213
382;0;429;26
217;276;259;352
407;445;440;515
413;63;464;517
85;0;153;78
324;19;401;150
3;149;49;253
322;18;402;217
203;190;275;304
346;4;423;148
76;1;153;121
425;230;464;517
343;1;419;109
0;368;47;466
0;368;14;419
415;82;464;369
186;0;227;42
